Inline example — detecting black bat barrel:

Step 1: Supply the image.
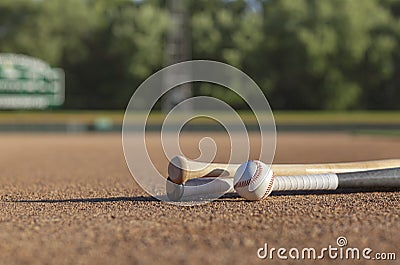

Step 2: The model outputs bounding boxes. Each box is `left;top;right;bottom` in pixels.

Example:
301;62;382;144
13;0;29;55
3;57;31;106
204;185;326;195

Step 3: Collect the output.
338;167;400;189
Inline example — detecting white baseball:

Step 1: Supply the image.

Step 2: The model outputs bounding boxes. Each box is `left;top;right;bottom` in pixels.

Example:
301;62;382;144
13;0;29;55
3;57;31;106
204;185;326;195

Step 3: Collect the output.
233;160;274;201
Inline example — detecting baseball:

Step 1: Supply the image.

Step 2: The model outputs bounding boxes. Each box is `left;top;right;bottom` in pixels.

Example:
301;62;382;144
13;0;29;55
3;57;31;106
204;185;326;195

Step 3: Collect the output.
233;160;274;201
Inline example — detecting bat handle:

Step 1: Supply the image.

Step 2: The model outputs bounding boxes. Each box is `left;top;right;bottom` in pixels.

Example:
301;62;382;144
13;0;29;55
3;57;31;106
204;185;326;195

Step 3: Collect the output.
168;156;239;184
272;174;339;191
166;177;234;201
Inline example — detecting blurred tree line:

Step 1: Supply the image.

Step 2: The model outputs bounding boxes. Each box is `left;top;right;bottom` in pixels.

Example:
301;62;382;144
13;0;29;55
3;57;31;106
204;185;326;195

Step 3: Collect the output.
0;0;399;110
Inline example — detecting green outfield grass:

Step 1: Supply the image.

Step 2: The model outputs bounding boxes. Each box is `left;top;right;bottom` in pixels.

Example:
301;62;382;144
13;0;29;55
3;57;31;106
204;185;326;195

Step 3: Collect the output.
352;130;400;136
0;110;399;125
274;111;400;125
0;110;123;124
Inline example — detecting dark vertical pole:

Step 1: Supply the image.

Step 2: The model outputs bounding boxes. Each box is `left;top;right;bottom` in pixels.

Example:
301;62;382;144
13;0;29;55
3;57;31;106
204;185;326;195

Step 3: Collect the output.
162;0;192;112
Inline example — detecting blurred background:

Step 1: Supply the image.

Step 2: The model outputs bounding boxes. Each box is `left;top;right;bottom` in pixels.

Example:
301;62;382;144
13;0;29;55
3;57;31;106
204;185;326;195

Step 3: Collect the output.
0;0;399;131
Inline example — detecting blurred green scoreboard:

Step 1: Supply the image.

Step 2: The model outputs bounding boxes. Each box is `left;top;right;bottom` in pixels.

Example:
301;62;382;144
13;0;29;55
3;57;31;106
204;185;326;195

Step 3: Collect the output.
0;53;64;109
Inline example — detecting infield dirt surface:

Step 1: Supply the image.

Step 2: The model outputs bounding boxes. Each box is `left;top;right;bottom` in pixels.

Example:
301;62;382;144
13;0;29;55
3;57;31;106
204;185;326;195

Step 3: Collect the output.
0;132;399;265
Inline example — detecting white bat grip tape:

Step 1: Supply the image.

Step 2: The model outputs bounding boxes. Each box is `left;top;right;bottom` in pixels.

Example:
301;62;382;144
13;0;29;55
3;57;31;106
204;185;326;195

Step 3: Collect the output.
272;174;339;191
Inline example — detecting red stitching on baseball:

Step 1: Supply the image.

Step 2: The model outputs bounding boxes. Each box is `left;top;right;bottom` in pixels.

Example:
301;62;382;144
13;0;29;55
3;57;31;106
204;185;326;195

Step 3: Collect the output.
234;161;265;189
234;179;250;188
249;160;263;186
262;174;274;199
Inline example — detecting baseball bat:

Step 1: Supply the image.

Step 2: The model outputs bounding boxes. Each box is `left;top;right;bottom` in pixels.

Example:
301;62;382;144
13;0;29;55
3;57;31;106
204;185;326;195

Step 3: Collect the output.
166;167;400;201
168;156;400;184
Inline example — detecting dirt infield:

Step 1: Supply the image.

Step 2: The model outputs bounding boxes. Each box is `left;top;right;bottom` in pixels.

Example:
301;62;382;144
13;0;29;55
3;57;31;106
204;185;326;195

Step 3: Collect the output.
0;132;399;265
